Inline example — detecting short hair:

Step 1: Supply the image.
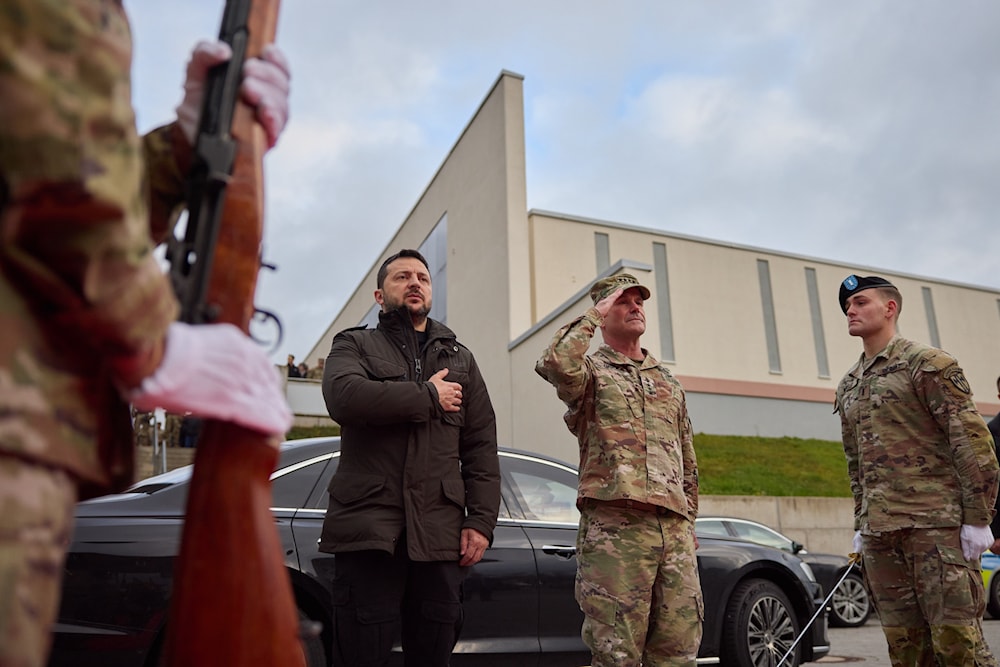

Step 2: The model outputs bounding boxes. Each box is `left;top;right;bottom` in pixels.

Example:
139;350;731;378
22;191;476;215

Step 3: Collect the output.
376;249;430;290
875;285;903;317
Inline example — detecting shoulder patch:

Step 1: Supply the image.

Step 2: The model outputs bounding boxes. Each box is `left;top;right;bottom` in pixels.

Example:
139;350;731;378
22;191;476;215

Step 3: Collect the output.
944;366;972;395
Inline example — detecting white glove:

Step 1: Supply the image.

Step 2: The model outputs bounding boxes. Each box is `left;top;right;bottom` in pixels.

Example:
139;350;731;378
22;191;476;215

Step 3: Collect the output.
960;524;994;560
239;45;291;148
127;322;292;437
176;41;291;148
852;530;863;555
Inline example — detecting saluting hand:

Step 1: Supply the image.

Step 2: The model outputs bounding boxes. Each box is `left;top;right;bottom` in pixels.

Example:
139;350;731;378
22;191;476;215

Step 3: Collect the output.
594;287;624;318
429;368;463;413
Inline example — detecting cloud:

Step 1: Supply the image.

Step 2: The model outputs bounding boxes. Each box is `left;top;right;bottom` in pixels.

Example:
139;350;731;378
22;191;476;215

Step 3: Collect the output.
124;0;1000;362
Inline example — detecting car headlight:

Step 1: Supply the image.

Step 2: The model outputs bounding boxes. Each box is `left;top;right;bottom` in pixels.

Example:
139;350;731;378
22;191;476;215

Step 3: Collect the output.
798;560;817;582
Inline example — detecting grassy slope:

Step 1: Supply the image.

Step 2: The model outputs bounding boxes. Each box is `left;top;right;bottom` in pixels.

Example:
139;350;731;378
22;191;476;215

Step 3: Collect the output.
696;433;851;497
287;426;851;498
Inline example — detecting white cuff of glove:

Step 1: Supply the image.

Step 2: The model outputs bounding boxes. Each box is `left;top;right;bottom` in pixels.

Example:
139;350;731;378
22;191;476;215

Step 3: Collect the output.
176;41;291;148
127;322;292;437
852;530;863;555
960;524;994;560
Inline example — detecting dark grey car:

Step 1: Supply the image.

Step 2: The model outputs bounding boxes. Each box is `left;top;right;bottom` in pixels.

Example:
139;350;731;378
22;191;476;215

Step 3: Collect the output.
50;437;830;667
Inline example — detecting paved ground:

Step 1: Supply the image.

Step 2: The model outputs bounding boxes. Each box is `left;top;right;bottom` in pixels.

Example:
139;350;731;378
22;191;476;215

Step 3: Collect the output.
822;616;1000;664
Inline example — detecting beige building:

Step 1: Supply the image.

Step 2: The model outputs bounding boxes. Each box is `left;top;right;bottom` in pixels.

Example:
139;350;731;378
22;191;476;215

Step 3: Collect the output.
300;70;1000;466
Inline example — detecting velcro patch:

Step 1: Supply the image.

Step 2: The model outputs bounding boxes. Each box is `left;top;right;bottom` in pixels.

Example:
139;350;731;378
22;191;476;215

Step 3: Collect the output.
944;367;971;394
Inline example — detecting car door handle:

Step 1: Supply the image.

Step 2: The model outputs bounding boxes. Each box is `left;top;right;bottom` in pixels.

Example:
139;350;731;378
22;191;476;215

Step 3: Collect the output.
542;545;577;559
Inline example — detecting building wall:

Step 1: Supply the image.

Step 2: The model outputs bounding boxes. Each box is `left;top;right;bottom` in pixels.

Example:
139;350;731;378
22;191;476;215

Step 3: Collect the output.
306;71;528;446
301;71;1000;469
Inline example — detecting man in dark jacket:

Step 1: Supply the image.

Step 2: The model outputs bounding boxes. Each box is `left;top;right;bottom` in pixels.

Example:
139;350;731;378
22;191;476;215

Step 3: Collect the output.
319;248;500;667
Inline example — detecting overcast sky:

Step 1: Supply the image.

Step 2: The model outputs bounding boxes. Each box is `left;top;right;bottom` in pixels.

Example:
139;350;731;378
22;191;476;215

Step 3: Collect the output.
125;1;1000;364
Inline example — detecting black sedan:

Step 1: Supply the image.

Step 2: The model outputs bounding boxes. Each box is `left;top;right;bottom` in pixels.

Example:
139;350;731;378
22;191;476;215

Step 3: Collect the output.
695;516;871;628
50;437;829;667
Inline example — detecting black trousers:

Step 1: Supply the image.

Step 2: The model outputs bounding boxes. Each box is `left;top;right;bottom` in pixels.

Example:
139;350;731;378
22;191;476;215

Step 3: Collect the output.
330;537;466;667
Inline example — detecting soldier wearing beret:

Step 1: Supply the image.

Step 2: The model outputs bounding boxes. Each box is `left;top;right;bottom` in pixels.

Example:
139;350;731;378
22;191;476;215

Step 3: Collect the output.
834;274;999;666
536;273;701;667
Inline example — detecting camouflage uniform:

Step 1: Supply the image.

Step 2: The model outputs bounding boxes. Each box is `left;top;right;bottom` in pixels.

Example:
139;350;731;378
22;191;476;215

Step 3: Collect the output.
0;2;186;664
536;307;702;667
835;335;999;667
163;413;182;448
133;411;154;448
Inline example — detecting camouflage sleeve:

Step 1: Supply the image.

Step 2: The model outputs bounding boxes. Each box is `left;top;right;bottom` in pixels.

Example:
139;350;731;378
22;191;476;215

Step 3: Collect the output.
915;351;1000;526
0;2;177;383
534;308;601;429
142;122;193;246
679;389;699;518
835;389;864;530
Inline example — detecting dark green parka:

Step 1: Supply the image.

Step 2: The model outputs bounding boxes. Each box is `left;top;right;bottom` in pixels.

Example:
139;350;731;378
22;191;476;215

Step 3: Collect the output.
318;308;500;561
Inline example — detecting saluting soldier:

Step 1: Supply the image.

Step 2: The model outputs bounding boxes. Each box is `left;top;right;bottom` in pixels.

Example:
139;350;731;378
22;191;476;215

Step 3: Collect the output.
835;275;999;666
536;273;702;667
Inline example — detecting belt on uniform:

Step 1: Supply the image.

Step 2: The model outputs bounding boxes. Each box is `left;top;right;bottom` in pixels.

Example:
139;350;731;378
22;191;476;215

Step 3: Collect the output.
586;498;671;515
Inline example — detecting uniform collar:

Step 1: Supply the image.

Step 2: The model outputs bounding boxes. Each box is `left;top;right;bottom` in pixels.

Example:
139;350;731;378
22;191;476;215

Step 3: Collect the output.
850;334;902;377
597;344;658;370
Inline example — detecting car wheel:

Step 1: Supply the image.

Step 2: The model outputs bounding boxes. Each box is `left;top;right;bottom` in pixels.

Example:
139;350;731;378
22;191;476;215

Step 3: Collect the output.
988;570;1000;619
828;571;871;628
722;578;802;667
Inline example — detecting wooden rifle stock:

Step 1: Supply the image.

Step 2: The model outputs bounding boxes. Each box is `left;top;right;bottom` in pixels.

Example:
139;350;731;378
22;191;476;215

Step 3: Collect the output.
162;1;305;665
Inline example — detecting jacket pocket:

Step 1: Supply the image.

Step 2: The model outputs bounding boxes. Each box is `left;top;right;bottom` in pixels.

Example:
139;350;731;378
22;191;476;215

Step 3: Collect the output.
441;478;466;508
329;472;386;504
442;410;466;427
361;357;407;381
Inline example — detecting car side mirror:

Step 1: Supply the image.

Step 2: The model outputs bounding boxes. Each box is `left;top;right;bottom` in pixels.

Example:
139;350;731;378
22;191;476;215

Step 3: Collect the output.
791;540;805;554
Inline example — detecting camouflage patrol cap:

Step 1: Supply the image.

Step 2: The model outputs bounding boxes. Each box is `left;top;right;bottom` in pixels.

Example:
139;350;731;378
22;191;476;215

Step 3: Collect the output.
839;274;896;313
589;273;651;304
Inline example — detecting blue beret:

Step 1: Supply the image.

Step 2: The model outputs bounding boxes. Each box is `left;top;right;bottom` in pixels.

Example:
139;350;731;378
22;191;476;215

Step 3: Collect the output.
839;274;895;313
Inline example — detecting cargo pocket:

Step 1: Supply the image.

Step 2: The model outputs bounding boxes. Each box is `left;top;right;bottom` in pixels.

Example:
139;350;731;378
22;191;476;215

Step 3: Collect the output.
934;544;984;623
576;576;618;627
576;575;623;659
330;583;399;665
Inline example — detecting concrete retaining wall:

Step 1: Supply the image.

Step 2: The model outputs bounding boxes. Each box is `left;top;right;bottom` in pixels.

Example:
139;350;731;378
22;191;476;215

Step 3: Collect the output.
700;495;855;557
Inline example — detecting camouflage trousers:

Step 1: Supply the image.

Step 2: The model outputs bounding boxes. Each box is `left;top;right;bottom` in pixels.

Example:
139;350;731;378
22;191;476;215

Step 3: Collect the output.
0;456;75;667
576;502;702;667
862;527;997;667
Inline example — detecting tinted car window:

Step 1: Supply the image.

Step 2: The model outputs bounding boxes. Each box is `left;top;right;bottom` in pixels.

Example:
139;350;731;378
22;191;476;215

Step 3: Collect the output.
501;453;579;524
730;521;792;551
271;457;331;509
695;519;729;537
